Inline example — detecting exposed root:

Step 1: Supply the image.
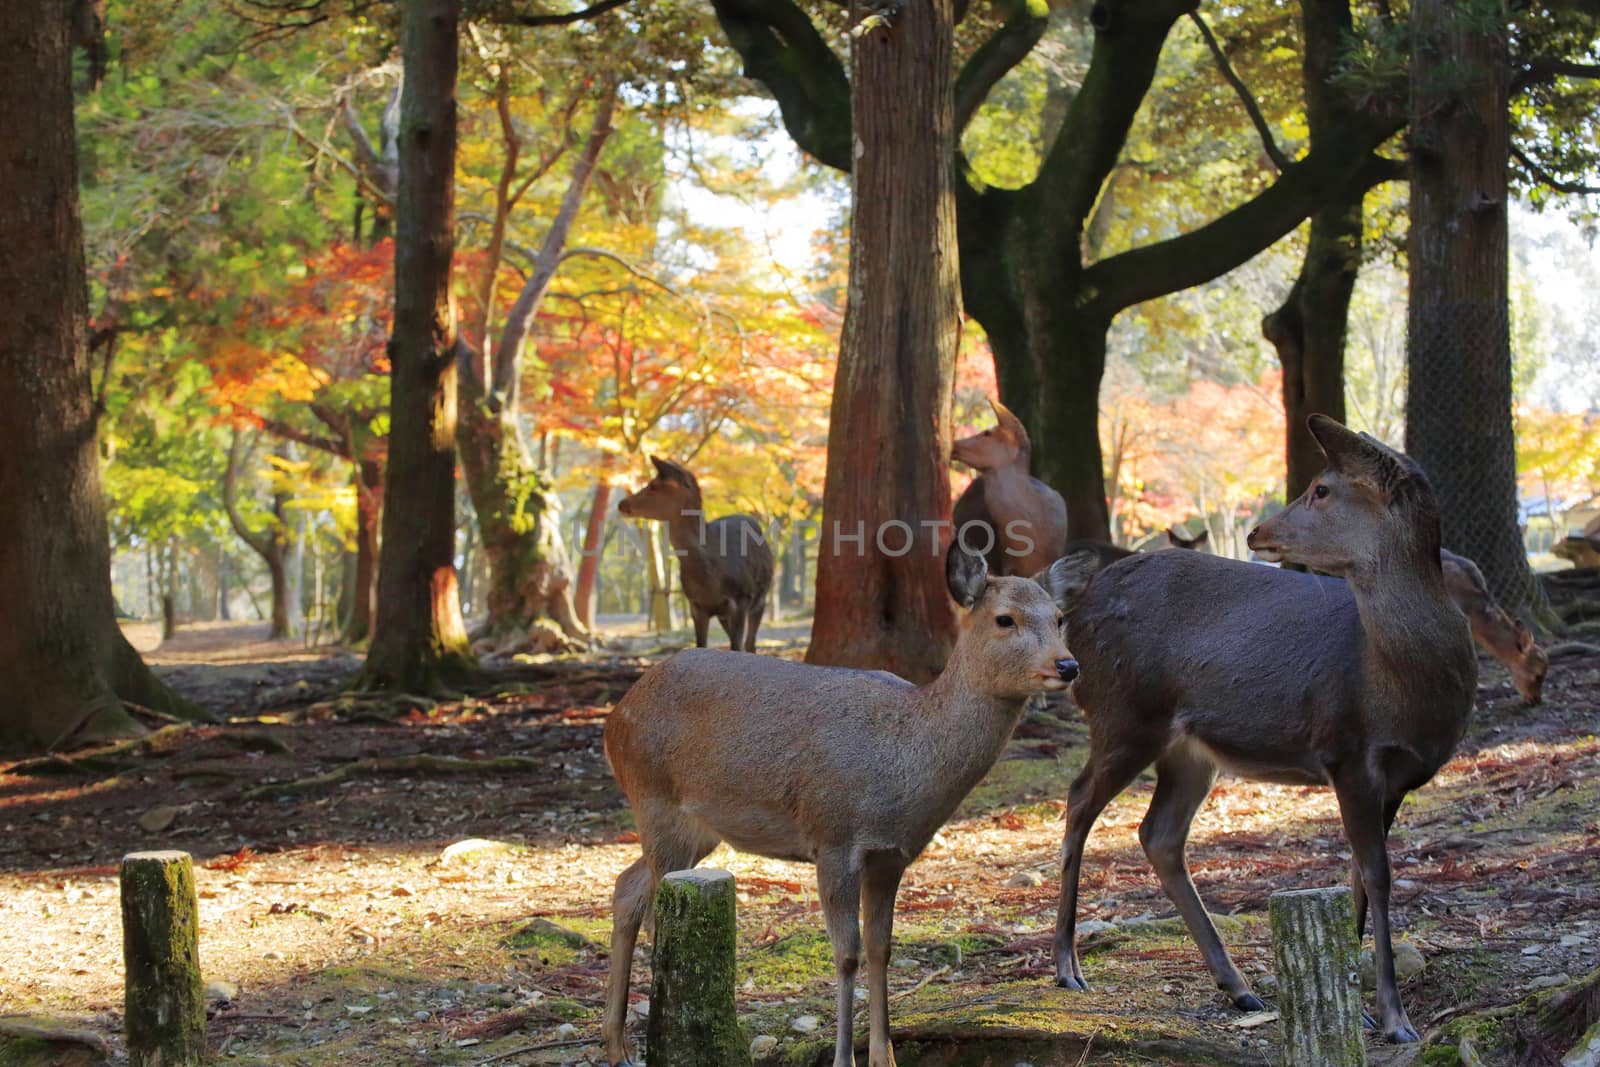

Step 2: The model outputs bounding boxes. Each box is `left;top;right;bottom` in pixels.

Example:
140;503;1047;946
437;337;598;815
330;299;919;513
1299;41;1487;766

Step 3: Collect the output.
242;753;542;800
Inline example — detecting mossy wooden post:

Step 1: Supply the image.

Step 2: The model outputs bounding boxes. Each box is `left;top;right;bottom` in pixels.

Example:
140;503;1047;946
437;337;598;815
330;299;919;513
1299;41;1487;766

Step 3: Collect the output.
647;869;750;1066
121;851;205;1066
1269;886;1365;1067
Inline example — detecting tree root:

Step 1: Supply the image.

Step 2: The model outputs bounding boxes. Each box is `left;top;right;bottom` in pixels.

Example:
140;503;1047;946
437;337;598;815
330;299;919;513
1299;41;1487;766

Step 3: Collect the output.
242;753;542;800
4;724;194;777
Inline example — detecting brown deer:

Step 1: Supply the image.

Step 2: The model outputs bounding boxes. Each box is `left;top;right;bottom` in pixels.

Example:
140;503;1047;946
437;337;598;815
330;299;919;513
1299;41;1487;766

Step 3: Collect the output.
601;544;1095;1067
1441;548;1547;705
1052;415;1476;1044
1166;526;1209;550
951;398;1067;577
616;456;774;652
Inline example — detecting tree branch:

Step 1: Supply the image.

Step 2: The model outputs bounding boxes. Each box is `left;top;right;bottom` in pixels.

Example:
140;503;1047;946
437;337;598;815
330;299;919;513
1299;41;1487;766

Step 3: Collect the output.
710;0;852;171
260;417;348;458
1084;143;1401;317
489;78;620;399
1188;10;1290;171
224;431;277;562
953;0;1049;136
508;0;635;25
1511;143;1600;195
1513;55;1600;94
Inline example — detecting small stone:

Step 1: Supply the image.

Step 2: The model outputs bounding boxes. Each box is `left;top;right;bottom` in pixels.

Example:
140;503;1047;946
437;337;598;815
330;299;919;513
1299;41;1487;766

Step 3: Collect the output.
138;806;181;833
791;1014;821;1034
629;999;650;1019
1232;1011;1280;1029
1075;919;1116;936
750;1035;779;1055
1359;942;1426;989
204;979;240;1003
1529;974;1572;991
438;838;517;864
412;1011;430;1021
262;951;284;961
1524;944;1547;956
555;1022;577;1039
1006;870;1043;888
853;986;868;1002
346;1005;373;1015
1561;934;1586;948
891;957;918;969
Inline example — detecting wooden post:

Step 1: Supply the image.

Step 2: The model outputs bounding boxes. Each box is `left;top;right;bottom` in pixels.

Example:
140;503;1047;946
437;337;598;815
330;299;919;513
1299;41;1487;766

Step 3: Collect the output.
647;869;750;1066
121;851;205;1066
1269;886;1366;1067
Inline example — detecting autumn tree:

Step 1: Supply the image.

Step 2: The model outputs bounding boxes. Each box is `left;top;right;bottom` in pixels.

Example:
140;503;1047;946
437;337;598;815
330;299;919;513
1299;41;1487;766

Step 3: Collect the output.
0;3;202;752
359;0;475;692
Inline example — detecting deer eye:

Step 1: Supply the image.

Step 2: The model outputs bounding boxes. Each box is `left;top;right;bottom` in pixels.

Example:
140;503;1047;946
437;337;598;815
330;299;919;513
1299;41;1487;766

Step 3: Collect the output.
1313;484;1330;500
995;614;1015;629
1057;614;1065;627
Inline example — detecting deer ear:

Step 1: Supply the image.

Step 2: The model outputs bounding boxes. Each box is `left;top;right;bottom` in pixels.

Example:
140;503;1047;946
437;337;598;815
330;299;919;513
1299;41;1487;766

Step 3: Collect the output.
649;455;671;478
650;455;691;485
1192;529;1208;546
1165;527;1181;546
988;398;1030;450
1033;549;1099;614
945;543;989;609
1514;620;1534;654
1307;414;1413;492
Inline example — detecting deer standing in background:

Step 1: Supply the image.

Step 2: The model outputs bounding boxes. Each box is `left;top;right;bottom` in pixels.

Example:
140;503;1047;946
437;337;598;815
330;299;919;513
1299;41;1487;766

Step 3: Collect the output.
951;399;1067;577
616;456;773;652
1440;548;1548;705
1052;415;1476;1044
601;545;1094;1067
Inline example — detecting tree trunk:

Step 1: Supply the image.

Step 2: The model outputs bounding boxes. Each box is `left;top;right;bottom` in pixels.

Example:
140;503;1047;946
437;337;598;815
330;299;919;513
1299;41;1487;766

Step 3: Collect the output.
1406;0;1534;610
1264;198;1362;501
360;0;474;692
341;458;380;644
223;433;293;640
573;478;611;629
218;548;231;620
805;0;961;681
0;4;202;753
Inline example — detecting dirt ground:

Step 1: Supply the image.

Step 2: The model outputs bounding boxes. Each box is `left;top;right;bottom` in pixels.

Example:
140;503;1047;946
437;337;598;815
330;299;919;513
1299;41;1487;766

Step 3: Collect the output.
1;620;1598;1066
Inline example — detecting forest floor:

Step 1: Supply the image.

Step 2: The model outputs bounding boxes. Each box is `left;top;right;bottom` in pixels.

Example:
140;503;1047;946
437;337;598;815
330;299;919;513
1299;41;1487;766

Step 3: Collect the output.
1;621;1598;1066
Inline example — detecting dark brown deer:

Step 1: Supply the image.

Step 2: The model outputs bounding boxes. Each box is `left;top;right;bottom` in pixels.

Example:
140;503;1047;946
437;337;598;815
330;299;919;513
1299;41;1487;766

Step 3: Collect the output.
1052;415;1476;1044
601;545;1095;1067
951;398;1067;577
1441;548;1547;705
616;456;773;652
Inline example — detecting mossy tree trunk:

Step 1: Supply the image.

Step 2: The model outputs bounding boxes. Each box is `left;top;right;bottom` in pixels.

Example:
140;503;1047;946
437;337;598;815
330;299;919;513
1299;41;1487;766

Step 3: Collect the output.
647;869;751;1067
1269;886;1365;1067
121;851;205;1067
360;0;475;693
0;2;203;754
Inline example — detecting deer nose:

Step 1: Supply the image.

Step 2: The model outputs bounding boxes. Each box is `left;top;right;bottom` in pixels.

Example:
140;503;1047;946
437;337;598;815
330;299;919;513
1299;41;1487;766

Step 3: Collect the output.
1055;658;1079;682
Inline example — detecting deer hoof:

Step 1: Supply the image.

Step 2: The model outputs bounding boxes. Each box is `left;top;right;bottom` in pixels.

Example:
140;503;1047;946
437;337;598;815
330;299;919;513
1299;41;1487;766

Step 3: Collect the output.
1385;1021;1421;1044
1232;992;1266;1012
1054;974;1088;991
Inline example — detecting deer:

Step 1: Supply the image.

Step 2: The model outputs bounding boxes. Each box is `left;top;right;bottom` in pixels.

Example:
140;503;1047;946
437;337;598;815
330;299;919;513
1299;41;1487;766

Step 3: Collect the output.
600;544;1095;1067
616;456;774;652
1440;548;1548;705
1051;415;1477;1044
951;398;1068;577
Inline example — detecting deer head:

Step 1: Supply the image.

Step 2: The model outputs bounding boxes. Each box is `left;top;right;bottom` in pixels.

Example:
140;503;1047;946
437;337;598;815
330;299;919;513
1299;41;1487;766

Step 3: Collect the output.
945;544;1094;699
617;456;703;522
952;398;1031;472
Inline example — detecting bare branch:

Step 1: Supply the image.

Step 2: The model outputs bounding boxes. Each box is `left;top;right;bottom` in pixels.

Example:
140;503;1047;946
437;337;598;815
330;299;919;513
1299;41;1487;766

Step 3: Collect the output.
1513;55;1600;94
1188;10;1291;172
954;0;1049;135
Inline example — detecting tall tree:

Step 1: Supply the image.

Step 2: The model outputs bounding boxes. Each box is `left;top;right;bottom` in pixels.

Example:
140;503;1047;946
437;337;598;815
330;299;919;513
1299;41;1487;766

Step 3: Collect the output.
456;72;620;652
1406;0;1534;609
713;0;1402;543
223;433;295;639
1262;0;1401;499
803;0;961;679
0;2;203;752
360;0;475;691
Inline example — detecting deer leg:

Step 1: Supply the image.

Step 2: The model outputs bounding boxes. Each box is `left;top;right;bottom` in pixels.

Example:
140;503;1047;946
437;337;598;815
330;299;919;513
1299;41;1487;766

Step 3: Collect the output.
861;855;905;1067
1353;796;1402;939
1336;781;1418;1043
1053;747;1153;991
691;606;711;648
603;858;653;1067
743;600;766;652
817;851;864;1067
1139;747;1262;1010
722;607;747;651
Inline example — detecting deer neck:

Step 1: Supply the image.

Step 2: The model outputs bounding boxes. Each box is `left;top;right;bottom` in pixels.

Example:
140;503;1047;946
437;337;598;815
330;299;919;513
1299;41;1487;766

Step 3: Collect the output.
913;647;1033;786
1345;548;1475;739
664;500;709;559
